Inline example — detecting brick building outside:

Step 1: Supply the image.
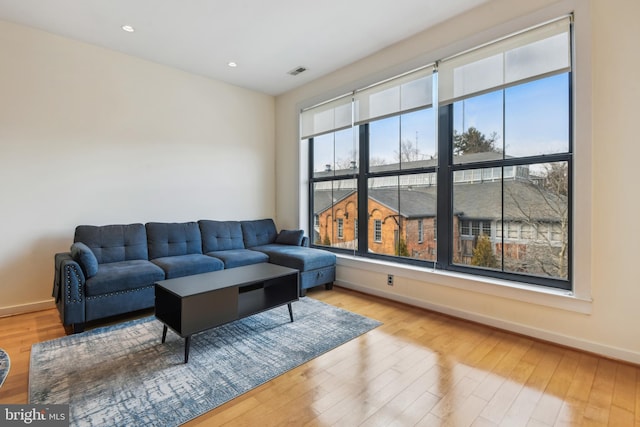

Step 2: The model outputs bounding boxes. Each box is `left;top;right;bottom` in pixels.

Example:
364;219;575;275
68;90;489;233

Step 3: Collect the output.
313;162;567;279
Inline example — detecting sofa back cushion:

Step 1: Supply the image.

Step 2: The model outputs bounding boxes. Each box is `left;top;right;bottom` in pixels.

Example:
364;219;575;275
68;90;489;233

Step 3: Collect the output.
146;222;203;259
275;229;304;246
199;220;245;252
241;219;278;248
74;224;148;264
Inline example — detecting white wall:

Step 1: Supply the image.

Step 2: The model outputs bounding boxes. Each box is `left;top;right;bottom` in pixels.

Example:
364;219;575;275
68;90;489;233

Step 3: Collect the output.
276;0;640;363
0;20;275;314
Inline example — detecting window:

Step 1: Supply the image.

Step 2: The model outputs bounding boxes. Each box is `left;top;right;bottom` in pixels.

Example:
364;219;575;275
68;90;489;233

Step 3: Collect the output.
433;218;437;241
460;220;491;237
374;220;382;242
362;71;437;260
304;16;572;290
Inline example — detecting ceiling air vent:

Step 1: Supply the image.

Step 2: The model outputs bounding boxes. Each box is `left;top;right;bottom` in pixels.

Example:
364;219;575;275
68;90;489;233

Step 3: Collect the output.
288;66;307;76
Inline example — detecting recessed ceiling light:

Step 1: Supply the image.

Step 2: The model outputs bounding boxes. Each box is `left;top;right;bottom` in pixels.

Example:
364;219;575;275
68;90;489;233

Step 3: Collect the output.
121;25;135;33
227;62;238;68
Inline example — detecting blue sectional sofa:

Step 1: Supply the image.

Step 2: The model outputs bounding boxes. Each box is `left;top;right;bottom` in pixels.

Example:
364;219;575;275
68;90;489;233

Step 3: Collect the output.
52;219;336;333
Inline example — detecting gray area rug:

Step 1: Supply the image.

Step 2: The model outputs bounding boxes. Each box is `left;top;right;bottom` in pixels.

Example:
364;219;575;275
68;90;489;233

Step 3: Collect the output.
30;298;381;426
0;348;9;389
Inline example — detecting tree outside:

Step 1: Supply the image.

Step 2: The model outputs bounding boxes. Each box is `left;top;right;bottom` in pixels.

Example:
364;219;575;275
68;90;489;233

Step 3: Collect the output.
505;161;569;279
395;236;410;257
471;234;498;268
539;162;568;196
453;127;500;155
395;139;423;163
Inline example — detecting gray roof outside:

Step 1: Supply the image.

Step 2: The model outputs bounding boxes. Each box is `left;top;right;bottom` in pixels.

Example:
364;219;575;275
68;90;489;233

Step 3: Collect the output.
454;180;566;221
368;188;437;218
313;189;355;213
313;151;505;177
314;179;566;222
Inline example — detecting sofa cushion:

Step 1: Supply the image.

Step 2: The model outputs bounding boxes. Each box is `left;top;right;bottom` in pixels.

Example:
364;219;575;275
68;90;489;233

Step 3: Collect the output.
251;244;336;271
205;249;268;269
199;220;245;252
151;254;224;279
146;222;203;259
84;260;165;297
75;224;148;264
70;242;99;278
275;229;304;246
241;219;278;248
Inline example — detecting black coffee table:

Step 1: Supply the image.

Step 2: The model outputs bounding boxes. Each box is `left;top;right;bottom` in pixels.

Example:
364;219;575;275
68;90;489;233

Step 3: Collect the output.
155;263;299;363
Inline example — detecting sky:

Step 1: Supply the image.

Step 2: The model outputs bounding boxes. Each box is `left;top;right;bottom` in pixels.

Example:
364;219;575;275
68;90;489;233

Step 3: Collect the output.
312;72;569;174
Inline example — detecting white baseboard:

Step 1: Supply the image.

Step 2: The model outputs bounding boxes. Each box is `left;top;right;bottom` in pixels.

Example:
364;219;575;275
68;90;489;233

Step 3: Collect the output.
0;299;56;318
336;280;640;365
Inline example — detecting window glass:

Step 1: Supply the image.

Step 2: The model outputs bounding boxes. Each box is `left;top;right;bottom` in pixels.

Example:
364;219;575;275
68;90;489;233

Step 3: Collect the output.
311;133;333;178
505;74;569;157
453;90;503;164
312;128;357;178
369;109;435;172
400;108;436;168
502;161;569;279
312;179;357;249
369;116;399;171
368;173;437;260
453;168;501;270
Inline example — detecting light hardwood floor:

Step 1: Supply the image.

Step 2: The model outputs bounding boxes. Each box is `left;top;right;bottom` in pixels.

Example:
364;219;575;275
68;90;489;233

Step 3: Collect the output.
0;286;638;426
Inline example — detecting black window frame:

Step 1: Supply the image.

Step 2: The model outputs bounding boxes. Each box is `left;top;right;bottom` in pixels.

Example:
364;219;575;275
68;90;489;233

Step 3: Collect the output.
307;17;573;291
436;101;572;289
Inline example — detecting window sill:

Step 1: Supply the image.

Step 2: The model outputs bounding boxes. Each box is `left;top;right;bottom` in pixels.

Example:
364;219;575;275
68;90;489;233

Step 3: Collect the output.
336;254;592;314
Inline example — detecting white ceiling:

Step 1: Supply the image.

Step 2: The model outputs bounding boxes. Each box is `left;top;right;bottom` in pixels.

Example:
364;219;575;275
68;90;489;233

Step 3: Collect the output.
0;0;488;95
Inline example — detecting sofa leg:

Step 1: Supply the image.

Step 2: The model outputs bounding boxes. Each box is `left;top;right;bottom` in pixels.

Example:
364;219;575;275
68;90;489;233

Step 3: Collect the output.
299;288;306;297
325;283;334;290
72;323;85;334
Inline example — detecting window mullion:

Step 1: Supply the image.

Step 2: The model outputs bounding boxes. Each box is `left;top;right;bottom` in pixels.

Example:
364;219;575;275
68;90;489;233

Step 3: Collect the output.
308;137;315;239
357;124;369;256
437;104;453;270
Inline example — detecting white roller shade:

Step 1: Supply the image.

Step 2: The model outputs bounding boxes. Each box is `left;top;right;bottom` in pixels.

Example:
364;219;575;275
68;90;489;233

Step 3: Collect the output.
439;16;571;105
354;66;434;125
301;94;352;139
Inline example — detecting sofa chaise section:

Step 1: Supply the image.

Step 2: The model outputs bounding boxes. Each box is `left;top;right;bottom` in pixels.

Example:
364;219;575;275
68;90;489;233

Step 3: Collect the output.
241;219;336;295
247;243;336;294
53;224;165;333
